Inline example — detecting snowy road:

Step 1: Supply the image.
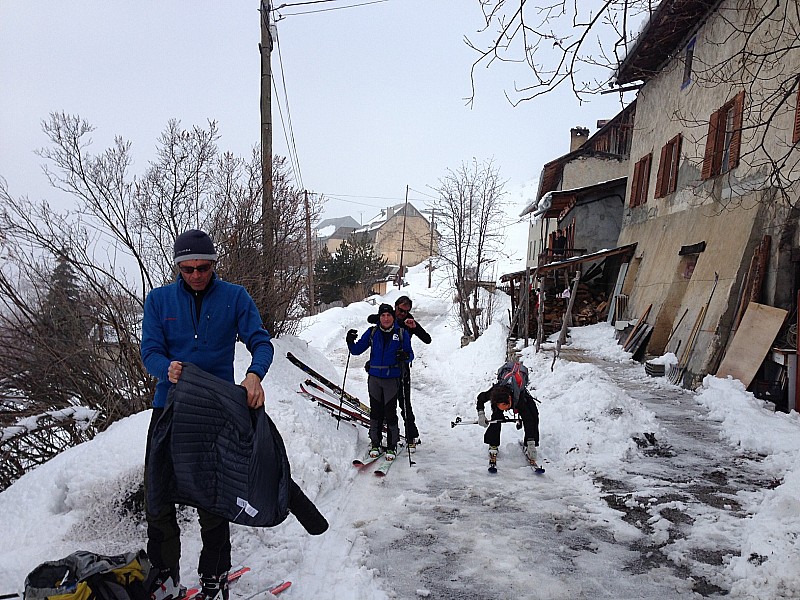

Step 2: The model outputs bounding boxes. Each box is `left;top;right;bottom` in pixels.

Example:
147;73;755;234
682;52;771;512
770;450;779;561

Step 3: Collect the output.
328;331;774;599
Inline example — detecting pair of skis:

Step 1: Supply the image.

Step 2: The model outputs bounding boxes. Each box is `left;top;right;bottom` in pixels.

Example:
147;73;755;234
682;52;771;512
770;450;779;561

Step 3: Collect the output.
184;567;291;599
487;446;546;475
287;352;369;414
352;447;398;477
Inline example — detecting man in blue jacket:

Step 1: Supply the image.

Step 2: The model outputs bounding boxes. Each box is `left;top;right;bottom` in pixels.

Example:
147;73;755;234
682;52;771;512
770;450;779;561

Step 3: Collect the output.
346;303;413;461
141;230;273;600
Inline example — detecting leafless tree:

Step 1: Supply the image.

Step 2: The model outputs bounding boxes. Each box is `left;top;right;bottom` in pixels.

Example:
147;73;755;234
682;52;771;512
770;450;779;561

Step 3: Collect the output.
433;159;507;340
465;0;655;106
0;113;320;489
467;1;800;207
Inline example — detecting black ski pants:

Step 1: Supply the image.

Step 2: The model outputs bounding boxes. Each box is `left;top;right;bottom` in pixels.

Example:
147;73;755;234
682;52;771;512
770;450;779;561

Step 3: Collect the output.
397;363;419;440
367;375;400;450
483;397;539;448
144;408;232;577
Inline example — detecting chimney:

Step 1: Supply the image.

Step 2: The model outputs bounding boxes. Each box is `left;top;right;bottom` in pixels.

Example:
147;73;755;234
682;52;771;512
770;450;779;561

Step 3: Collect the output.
570;126;590;152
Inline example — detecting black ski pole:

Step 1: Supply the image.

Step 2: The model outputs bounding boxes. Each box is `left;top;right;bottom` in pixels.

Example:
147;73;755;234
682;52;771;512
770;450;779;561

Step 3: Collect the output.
337;350;351;430
403;368;416;467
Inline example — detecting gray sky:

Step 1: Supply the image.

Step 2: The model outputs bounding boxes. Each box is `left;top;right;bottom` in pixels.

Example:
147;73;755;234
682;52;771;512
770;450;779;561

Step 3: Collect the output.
0;1;628;222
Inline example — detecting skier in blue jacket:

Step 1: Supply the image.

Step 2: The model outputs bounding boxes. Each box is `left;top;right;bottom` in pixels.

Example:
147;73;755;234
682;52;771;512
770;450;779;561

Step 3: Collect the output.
346;303;413;461
141;229;274;600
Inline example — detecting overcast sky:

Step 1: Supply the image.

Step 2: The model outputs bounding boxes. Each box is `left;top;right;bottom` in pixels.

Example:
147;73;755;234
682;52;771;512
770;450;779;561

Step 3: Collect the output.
0;1;629;223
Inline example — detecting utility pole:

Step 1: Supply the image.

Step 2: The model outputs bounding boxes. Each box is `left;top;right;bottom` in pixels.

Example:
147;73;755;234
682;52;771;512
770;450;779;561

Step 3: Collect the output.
427;208;435;288
259;1;275;326
304;190;315;315
397;185;409;288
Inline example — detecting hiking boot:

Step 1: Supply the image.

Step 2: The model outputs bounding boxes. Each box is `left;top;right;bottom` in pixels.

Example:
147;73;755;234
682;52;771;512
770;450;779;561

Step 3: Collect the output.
195;573;229;600
369;446;381;458
385;448;397;461
488;445;498;457
149;568;185;600
407;439;418;453
524;442;538;464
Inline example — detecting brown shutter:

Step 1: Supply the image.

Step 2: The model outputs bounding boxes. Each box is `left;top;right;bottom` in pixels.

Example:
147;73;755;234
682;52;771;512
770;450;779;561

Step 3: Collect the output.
793;87;800;145
701;110;720;180
669;134;682;194
641;154;652;204
728;90;745;170
655;143;669;198
630;159;642;207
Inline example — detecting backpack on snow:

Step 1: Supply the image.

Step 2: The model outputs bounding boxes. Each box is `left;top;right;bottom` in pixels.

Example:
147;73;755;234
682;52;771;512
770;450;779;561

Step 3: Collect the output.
24;550;151;600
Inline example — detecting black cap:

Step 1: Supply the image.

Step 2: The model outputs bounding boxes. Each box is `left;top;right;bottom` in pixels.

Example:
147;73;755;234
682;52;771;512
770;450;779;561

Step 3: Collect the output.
173;229;218;264
378;303;395;317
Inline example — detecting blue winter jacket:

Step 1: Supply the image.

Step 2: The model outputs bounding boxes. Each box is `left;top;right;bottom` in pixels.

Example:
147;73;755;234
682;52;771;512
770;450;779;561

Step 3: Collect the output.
347;324;413;378
141;274;274;408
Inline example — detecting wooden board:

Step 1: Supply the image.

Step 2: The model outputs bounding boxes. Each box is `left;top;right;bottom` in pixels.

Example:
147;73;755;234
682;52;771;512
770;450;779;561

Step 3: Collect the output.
716;302;788;387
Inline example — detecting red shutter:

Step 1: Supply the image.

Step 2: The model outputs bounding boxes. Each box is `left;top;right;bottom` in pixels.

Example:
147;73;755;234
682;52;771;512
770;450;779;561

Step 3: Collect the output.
728;90;745;170
793;86;800;145
702;110;720;180
655;143;669;198
668;134;682;194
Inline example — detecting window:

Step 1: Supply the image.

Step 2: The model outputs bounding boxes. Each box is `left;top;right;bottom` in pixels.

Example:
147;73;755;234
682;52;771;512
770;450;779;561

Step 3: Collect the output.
629;153;652;208
793;86;800;145
702;91;744;180
682;38;696;90
655;134;682;197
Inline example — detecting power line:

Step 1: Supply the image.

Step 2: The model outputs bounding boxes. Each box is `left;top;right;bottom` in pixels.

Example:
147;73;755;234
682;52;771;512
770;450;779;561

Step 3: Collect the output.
275;0;389;18
272;28;303;188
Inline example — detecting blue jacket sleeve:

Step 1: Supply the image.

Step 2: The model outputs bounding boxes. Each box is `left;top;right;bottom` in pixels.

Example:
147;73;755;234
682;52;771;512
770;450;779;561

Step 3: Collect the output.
348;328;372;356
141;289;171;383
236;288;274;380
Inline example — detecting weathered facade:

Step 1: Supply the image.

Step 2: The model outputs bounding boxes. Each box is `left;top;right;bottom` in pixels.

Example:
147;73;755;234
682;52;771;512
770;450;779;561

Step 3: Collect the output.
359;203;437;268
615;0;800;387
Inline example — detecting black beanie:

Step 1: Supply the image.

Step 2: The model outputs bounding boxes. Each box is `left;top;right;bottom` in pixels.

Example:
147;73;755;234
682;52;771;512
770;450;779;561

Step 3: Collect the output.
378;303;395;317
173;229;218;264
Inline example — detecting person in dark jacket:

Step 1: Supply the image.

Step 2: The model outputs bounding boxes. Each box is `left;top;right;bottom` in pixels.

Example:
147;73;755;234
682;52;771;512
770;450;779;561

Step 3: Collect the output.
347;303;414;461
476;361;540;465
366;296;430;450
141;230;274;600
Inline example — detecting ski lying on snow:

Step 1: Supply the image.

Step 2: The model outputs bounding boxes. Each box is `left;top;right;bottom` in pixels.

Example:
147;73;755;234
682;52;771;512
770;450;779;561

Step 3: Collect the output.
299;383;371;428
286;352;369;412
301;378;370;414
184;566;250;600
240;581;292;599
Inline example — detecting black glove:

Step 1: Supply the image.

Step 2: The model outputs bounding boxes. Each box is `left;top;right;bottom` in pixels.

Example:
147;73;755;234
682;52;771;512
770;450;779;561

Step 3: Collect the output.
396;349;410;362
346;329;357;345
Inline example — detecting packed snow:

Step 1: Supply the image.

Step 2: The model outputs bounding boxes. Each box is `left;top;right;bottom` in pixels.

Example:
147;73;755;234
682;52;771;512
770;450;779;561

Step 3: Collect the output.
1;218;800;598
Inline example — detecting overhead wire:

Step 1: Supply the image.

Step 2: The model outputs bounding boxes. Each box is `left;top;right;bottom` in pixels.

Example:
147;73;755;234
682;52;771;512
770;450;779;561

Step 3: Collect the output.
272;25;304;188
269;0;429;212
274;0;389;18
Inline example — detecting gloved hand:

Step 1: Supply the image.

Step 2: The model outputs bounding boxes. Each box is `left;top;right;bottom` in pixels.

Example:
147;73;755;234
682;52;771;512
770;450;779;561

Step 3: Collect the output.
346;329;357;345
477;410;488;428
396;349;410;362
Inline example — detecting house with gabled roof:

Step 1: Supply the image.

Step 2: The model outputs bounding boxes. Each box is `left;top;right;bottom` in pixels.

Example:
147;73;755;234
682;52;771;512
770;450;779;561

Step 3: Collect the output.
356;203;437;269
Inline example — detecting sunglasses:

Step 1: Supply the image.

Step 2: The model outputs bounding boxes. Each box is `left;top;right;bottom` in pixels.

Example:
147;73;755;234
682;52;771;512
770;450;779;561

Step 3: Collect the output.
179;263;213;274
